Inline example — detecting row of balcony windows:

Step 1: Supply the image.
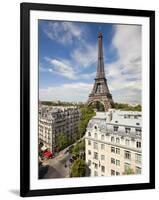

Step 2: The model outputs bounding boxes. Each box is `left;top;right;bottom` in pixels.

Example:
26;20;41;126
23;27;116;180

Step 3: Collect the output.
87;148;141;164
88;138;141;149
90;164;141;176
88;126;141;137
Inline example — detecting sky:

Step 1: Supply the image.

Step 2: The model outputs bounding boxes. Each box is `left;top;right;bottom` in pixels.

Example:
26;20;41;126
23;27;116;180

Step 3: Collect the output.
39;20;141;104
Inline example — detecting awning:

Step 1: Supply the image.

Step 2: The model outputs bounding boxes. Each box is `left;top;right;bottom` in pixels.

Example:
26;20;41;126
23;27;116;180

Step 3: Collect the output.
41;145;47;151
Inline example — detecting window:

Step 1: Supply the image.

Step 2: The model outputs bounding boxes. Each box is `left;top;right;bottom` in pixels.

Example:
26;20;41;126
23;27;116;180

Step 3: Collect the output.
113;126;118;132
88;160;91;166
125;127;131;134
101;155;105;160
94;152;98;160
101;166;105;173
135;154;141;164
136;128;141;135
124;163;131;171
111;146;115;153
88;132;91;136
125;139;130;146
93;142;98;150
116;138;120;144
116;148;120;154
101;144;105;150
135;167;141;174
88;140;91;145
94;171;98;176
116;160;120;166
94;163;98;169
111;158;115;164
136;141;141;148
111;136;115;143
124;151;131;160
88;150;91;155
116;172;120;176
111;170;115;176
94;132;98;139
101;135;104;140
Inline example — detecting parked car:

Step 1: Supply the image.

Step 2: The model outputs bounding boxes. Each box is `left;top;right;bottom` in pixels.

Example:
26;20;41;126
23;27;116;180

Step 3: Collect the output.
43;151;54;159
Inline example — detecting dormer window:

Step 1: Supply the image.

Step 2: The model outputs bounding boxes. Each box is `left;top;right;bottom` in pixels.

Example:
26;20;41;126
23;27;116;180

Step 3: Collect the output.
125;127;131;134
136;141;141;148
111;136;115;143
94;126;97;129
116;138;120;144
136;128;141;135
101;135;104;140
94;133;98;139
125;139;130;146
113;126;118;132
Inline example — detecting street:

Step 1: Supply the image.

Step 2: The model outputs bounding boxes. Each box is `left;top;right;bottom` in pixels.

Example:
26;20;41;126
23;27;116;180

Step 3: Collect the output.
40;149;72;179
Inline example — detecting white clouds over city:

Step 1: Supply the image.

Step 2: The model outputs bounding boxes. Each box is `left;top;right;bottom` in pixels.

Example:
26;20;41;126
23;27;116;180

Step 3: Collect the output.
106;24;142;103
40;83;93;102
39;21;142;104
43;21;85;45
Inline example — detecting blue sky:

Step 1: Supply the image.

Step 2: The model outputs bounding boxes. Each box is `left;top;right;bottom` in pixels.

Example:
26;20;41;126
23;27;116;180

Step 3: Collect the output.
39;20;141;104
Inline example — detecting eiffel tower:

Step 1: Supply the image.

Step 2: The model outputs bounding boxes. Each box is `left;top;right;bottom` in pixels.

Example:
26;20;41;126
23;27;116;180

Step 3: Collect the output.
87;32;114;111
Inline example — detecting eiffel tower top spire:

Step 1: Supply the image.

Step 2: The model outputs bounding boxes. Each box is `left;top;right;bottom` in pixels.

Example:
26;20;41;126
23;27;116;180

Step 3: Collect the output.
96;32;105;79
87;32;114;111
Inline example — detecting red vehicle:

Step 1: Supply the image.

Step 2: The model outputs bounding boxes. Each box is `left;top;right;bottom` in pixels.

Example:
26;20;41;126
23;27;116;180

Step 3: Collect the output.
43;151;53;159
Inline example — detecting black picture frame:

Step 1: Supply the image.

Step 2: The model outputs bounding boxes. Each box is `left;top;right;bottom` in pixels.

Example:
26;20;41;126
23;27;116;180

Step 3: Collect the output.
20;2;155;197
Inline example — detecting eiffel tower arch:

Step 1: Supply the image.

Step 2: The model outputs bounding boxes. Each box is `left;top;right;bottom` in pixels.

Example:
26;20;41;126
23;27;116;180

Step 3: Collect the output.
87;32;114;111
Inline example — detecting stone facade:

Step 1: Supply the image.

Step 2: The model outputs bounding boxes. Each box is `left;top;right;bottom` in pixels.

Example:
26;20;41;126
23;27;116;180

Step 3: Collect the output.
39;105;81;152
85;110;142;176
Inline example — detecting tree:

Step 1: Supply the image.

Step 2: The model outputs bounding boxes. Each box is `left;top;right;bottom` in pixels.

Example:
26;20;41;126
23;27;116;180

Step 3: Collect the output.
123;167;135;175
78;106;95;138
72;140;85;157
90;101;105;111
114;103;142;111
71;159;86;177
56;133;68;151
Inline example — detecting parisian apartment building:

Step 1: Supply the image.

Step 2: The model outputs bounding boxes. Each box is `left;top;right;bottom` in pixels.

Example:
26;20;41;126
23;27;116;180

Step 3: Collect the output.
85;109;142;177
39;105;81;152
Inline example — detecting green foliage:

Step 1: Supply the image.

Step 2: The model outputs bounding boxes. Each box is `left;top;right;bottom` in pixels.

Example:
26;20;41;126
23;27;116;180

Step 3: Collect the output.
123;167;135;175
71;159;86;177
114;103;142;111
72;140;85;157
56;133;69;151
78;106;96;138
90;101;105;111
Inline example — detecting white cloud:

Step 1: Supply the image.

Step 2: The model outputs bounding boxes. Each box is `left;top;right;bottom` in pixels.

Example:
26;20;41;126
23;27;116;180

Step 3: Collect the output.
80;71;96;79
105;24;142;104
41;22;142;104
43;22;85;45
39;82;93;102
43;56;97;81
44;57;77;80
43;21;97;68
71;43;97;68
